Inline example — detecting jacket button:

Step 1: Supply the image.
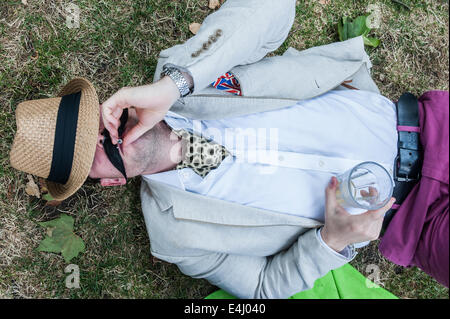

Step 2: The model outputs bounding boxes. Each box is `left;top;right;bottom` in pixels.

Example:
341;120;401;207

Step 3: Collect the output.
209;35;217;42
215;29;223;37
191;50;201;58
202;42;210;50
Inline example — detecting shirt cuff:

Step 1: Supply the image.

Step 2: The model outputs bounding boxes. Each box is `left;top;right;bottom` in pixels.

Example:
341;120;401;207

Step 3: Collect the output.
316;228;355;259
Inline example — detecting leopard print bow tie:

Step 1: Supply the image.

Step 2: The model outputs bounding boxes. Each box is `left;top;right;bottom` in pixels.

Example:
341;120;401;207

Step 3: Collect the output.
173;129;230;178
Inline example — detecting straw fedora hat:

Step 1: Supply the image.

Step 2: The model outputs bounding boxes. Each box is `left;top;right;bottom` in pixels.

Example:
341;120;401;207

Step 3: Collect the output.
10;78;99;201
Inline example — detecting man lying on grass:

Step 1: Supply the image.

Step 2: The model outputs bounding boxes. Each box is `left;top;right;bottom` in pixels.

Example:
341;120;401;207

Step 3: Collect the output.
11;0;448;298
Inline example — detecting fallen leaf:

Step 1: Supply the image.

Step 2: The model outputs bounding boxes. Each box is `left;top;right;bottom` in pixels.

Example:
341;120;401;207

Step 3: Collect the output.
21;0;28;5
42;193;53;201
25;174;40;198
37;214;85;263
318;0;330;4
208;0;221;9
46;226;55;237
189;22;201;35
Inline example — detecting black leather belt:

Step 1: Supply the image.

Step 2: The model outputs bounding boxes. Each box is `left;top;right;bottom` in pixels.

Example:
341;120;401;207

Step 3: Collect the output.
381;92;423;235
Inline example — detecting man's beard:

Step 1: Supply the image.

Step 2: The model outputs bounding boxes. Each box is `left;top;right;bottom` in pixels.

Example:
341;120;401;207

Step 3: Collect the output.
131;123;166;174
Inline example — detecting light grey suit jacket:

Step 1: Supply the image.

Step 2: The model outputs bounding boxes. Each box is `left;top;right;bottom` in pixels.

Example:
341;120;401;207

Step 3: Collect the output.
141;0;380;299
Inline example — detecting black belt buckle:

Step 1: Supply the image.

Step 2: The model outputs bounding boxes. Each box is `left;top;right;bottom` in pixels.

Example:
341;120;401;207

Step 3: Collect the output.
393;154;420;182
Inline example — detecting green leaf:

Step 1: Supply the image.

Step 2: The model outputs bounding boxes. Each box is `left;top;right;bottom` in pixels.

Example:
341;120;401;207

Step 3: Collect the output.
39;213;74;230
37;236;63;253
61;235;85;263
337;14;380;47
37;214;85;263
338;16;349;41
42;193;54;201
338;18;345;41
347;15;370;39
363;35;381;48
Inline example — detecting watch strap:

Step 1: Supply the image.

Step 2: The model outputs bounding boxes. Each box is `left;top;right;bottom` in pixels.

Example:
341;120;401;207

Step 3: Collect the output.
161;66;192;97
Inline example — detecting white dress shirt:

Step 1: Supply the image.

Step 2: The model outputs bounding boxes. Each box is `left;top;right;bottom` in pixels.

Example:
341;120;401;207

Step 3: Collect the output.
143;89;398;252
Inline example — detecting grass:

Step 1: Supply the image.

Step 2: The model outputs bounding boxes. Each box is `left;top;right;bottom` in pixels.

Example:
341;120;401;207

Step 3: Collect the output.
0;0;448;299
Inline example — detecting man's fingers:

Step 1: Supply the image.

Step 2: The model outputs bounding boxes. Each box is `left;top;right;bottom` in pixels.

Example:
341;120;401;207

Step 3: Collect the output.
123;122;149;146
103;108;120;127
112;107;124;120
361;197;396;220
101;89;130;135
374;197;396;217
368;186;378;196
361;187;378;198
325;176;338;214
103;120;117;136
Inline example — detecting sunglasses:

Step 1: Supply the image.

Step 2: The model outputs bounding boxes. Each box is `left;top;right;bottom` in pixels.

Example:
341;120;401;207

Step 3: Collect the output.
101;108;128;180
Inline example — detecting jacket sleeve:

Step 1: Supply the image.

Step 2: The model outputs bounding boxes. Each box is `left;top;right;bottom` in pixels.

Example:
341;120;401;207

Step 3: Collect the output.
152;228;356;299
154;0;296;94
229;36;380;100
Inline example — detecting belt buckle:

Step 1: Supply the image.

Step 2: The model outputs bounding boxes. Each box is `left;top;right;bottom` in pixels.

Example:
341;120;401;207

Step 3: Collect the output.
393;155;420;183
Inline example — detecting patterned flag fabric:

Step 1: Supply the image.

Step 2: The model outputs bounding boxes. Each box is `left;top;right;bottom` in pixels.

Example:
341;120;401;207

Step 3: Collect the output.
211;72;242;96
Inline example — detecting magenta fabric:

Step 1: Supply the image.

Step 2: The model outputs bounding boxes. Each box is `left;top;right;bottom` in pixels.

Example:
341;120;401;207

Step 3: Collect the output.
379;90;449;288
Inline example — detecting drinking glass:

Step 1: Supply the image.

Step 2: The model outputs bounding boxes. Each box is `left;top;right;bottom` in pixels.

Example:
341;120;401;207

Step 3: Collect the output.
335;161;394;210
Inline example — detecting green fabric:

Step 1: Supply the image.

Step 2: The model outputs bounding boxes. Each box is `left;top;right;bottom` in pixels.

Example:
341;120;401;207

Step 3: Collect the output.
205;264;397;299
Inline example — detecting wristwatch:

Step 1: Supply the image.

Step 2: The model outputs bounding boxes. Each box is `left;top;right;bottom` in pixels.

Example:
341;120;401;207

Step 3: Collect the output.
161;66;192;97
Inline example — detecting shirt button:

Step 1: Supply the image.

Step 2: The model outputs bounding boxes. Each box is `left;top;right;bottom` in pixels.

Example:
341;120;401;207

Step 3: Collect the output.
318;160;325;167
278;155;284;161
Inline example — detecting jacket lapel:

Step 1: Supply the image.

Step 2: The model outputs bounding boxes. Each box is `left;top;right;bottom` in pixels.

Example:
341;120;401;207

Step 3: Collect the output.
147;179;323;228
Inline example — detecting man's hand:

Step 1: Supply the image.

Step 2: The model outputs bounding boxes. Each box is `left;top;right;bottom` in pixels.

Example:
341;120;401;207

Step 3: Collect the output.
321;176;395;252
101;76;181;146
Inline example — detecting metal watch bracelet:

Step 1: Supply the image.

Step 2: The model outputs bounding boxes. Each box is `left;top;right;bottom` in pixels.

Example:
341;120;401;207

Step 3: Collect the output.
161;67;192;97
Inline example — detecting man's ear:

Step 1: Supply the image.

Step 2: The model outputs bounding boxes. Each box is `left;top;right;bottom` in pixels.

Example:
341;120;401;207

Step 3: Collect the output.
100;177;127;186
